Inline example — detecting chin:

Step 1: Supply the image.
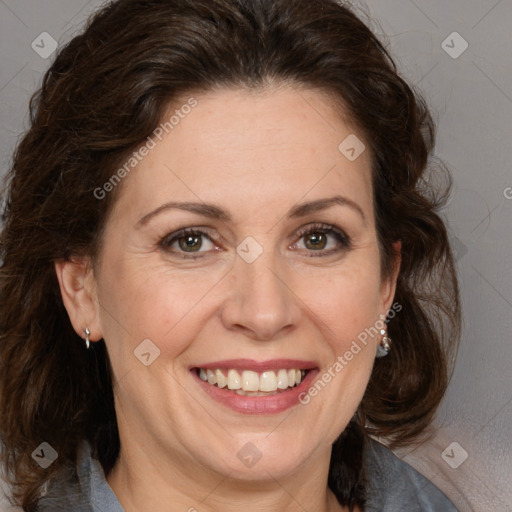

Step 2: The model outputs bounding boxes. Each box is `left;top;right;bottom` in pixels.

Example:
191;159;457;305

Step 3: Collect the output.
207;435;315;480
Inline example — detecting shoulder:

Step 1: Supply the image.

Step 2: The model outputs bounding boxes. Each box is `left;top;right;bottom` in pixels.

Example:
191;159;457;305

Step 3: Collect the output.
36;440;123;512
364;437;459;512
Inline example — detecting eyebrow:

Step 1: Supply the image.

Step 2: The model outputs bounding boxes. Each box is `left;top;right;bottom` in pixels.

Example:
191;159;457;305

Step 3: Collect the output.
135;194;366;228
136;202;231;228
289;196;365;223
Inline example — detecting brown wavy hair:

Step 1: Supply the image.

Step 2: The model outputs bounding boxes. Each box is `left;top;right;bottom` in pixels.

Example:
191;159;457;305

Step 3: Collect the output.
0;0;460;510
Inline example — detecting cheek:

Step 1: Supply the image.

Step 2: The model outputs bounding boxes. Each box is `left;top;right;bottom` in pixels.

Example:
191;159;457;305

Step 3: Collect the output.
96;256;224;358
296;262;383;347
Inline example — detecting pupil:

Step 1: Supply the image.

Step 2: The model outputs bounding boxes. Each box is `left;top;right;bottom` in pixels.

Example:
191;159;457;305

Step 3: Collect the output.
306;232;326;250
179;235;201;252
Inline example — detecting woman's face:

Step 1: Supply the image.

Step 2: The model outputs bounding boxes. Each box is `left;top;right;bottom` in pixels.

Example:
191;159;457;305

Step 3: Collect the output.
63;85;398;482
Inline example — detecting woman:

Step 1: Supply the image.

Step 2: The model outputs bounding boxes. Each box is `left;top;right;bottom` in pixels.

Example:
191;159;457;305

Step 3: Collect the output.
0;0;461;510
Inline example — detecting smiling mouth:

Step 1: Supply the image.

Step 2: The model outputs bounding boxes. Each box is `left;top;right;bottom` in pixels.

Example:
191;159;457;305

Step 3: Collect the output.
194;367;311;396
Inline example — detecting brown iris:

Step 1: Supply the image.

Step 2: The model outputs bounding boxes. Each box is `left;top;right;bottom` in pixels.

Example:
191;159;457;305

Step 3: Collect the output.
304;232;327;250
179;234;202;252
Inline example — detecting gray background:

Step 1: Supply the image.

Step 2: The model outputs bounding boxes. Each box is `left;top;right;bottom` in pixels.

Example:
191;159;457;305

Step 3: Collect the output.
1;1;511;511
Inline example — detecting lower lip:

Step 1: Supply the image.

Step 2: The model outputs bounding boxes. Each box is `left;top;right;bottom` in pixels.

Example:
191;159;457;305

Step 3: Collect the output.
192;369;319;414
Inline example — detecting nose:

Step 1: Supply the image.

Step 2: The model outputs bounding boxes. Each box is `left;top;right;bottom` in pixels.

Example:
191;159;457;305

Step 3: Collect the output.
220;249;301;341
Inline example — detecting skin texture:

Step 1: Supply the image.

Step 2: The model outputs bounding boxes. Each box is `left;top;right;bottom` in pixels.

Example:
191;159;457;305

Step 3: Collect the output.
55;84;400;512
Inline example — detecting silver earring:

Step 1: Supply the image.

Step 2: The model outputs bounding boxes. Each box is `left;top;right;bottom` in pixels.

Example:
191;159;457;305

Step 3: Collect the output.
376;328;391;358
84;328;91;349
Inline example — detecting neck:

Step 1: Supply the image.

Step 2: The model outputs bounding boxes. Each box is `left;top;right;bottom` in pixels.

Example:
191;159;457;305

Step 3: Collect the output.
106;440;351;512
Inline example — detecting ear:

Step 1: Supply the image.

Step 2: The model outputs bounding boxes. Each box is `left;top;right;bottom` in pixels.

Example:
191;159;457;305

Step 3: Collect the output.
54;256;102;343
379;241;401;313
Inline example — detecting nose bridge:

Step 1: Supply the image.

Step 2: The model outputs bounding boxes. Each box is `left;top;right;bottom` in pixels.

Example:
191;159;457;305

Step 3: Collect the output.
242;248;283;301
221;239;299;340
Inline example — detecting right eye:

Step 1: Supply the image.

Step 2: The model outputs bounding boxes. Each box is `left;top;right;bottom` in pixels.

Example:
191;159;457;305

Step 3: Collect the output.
159;227;219;259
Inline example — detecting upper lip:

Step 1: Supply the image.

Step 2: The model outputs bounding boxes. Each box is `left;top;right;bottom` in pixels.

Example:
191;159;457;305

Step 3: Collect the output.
190;358;318;371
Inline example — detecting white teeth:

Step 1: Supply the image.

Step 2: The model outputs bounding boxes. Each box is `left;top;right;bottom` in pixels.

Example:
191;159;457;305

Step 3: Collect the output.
215;369;227;388
276;369;289;389
206;369;216;385
259;371;277;392
242;370;260;391
198;367;308;392
227;369;242;390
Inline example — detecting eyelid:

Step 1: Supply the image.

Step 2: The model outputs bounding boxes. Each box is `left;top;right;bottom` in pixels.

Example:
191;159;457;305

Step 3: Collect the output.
291;222;351;253
159;222;351;258
159;226;221;258
161;225;217;240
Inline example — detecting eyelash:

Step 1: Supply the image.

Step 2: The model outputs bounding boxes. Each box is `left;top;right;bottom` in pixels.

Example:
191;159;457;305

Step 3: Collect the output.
159;223;351;260
294;223;351;255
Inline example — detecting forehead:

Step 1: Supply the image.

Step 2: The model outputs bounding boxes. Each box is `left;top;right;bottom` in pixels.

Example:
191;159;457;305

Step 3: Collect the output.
108;85;374;225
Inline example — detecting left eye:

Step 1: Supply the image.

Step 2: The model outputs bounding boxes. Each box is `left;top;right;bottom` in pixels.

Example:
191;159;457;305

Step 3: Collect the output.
293;225;350;253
